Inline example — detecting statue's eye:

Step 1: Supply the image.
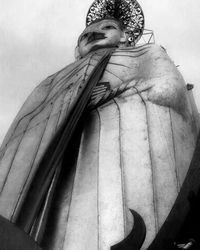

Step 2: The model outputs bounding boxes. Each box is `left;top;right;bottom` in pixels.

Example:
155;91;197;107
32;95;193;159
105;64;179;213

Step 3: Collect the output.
102;25;117;30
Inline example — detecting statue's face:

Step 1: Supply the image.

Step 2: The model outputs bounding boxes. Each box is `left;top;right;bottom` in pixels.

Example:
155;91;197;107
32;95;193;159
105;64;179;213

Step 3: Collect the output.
78;19;125;58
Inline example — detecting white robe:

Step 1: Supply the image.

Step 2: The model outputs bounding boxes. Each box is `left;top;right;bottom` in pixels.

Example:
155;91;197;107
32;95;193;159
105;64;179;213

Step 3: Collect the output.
0;44;199;249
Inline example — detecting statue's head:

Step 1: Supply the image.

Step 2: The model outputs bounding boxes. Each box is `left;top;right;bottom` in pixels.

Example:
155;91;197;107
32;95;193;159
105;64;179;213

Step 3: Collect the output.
77;19;126;58
76;0;145;59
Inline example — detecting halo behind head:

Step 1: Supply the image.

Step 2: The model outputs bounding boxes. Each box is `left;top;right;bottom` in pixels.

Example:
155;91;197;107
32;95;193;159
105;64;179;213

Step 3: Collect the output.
86;0;145;44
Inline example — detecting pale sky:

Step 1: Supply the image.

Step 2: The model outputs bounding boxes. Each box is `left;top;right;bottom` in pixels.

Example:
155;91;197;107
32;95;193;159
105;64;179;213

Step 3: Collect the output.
1;0;200;143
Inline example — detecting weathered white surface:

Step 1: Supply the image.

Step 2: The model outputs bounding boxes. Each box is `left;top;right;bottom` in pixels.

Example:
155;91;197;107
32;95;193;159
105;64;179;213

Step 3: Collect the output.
98;102;125;249
145;102;178;229
63;112;99;250
0;44;199;249
115;94;156;249
67;44;200;249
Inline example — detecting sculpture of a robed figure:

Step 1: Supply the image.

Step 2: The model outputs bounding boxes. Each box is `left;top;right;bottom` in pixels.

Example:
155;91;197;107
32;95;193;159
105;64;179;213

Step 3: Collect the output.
0;0;200;249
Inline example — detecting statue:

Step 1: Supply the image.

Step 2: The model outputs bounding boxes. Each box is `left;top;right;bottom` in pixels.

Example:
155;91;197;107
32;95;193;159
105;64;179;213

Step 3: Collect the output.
0;0;200;249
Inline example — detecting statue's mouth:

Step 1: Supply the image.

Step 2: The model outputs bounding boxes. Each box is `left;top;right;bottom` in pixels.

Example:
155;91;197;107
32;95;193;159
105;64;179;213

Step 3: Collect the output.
87;32;106;44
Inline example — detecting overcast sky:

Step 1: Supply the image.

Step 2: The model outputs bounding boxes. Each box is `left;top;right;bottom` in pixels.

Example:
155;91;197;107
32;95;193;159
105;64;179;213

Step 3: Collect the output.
1;0;200;143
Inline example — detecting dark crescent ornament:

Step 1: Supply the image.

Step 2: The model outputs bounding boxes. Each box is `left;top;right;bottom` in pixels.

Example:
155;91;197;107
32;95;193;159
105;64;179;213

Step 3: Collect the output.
86;0;145;44
111;209;146;250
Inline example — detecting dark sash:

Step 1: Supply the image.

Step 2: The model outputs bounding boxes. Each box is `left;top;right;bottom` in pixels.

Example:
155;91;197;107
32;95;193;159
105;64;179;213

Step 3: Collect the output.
13;49;113;246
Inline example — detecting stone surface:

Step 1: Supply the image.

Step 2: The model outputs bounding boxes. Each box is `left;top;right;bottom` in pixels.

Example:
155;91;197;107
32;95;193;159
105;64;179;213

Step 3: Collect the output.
0;44;199;249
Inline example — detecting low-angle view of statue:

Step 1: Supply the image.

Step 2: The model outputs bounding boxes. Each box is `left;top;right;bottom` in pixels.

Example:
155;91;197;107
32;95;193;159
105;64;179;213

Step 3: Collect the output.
0;0;200;249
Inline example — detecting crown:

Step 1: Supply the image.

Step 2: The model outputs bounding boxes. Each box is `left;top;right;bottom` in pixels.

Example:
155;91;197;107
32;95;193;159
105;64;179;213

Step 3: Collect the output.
86;0;145;44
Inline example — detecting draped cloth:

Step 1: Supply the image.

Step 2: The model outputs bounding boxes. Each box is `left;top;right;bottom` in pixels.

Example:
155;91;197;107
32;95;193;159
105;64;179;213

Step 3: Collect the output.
1;44;200;250
0;48;113;244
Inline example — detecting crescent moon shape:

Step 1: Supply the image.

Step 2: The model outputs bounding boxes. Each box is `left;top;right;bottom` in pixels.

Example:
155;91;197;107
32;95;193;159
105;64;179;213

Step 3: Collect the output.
111;209;146;250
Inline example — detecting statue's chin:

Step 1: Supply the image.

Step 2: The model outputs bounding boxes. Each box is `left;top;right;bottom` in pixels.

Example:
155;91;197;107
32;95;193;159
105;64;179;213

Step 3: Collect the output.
83;44;119;57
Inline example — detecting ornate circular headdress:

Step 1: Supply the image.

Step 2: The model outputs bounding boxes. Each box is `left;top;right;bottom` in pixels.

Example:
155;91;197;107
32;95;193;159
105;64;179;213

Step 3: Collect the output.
86;0;145;44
